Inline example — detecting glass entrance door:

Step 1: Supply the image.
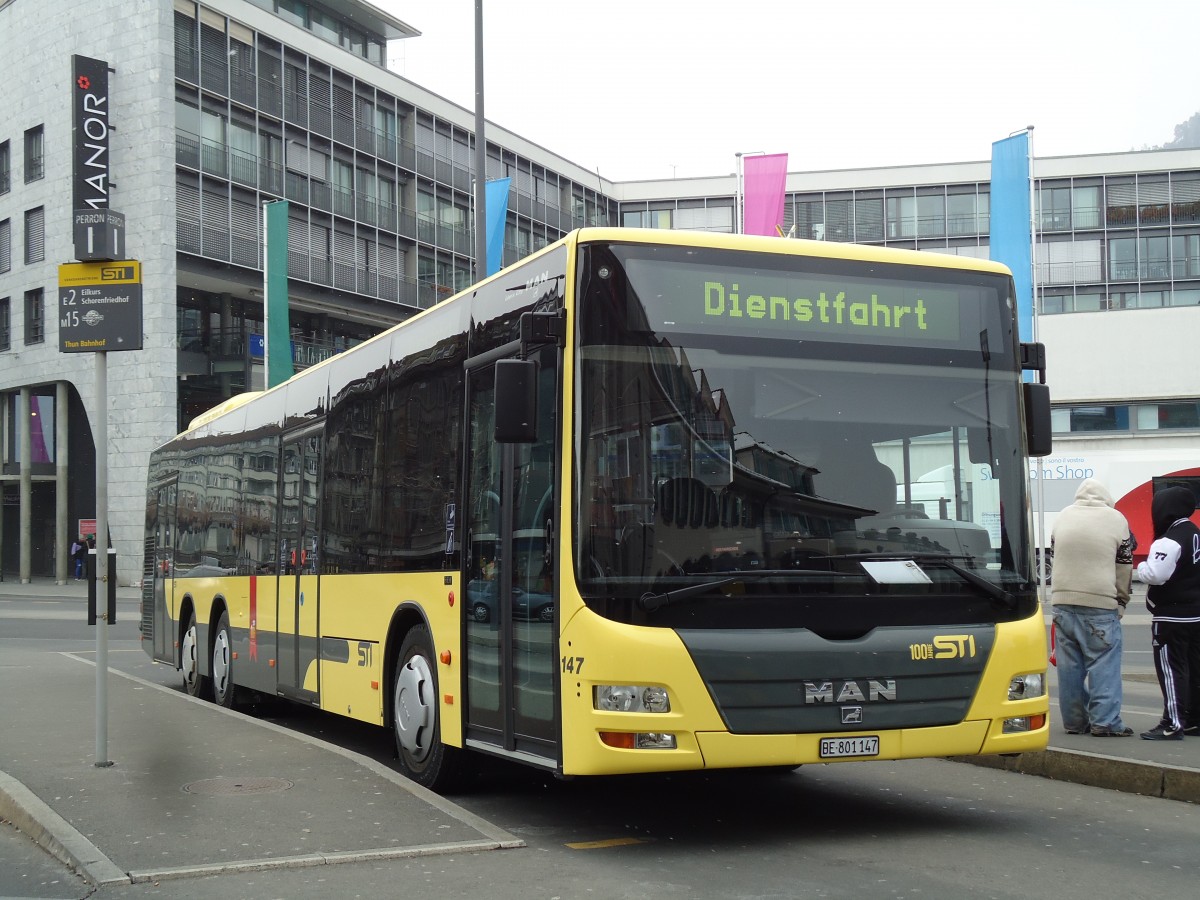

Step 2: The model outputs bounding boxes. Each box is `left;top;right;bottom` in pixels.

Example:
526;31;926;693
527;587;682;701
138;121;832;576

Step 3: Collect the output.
463;346;559;759
146;478;177;663
277;427;322;701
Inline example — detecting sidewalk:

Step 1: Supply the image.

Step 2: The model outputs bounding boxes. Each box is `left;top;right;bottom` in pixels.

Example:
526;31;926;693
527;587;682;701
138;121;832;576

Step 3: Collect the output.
964;581;1200;802
0;578;521;893
2;577;1198;894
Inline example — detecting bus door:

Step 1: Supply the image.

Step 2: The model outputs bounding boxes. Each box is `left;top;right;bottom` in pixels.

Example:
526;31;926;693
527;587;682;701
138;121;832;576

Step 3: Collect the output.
463;344;559;763
145;477;177;664
277;426;323;703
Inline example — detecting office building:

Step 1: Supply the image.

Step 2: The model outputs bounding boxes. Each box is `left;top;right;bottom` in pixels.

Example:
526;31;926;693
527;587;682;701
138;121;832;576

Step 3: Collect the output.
1;0;1196;583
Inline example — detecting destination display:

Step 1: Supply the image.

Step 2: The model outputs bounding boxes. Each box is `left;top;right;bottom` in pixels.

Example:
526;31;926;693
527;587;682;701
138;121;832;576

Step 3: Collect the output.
624;257;971;345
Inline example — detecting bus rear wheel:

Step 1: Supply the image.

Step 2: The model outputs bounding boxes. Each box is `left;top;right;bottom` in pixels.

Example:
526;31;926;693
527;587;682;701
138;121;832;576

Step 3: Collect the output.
181;611;210;699
211;611;236;709
392;624;461;791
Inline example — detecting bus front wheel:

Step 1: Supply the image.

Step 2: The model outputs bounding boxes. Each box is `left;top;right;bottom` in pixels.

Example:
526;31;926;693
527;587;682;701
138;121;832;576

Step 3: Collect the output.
392;625;461;791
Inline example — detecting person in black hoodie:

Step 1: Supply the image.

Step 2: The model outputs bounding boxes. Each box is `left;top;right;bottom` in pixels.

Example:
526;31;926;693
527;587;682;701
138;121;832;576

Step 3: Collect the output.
1136;486;1200;740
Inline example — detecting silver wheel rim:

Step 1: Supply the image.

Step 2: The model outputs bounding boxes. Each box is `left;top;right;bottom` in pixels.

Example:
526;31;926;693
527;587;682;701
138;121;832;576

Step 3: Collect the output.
181;622;199;691
394;654;434;760
212;627;231;700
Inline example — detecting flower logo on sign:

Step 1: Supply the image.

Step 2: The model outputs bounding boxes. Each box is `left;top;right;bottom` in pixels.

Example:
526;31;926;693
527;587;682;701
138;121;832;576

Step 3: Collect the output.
77;76;91;90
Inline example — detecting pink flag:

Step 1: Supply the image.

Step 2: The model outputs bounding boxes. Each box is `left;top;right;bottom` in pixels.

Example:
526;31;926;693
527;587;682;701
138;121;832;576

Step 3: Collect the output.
742;153;789;236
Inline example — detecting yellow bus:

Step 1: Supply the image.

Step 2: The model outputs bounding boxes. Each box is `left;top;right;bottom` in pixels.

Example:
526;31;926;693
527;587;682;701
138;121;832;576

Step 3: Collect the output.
141;228;1053;789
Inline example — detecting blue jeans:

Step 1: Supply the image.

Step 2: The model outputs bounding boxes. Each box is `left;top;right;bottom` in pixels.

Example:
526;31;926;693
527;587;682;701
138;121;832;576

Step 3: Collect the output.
1052;605;1126;733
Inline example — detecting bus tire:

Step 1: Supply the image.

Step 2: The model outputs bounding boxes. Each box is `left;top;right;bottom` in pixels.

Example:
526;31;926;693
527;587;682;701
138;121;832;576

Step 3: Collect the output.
211;611;236;709
181;610;210;699
393;624;460;791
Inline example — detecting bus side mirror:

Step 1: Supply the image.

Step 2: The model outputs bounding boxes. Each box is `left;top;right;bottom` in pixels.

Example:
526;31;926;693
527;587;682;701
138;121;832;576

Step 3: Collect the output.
1023;382;1052;458
494;359;538;443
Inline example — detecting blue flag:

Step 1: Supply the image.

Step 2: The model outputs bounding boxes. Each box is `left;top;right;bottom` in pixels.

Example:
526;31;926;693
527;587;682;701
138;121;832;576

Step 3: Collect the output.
484;178;511;276
989;133;1033;342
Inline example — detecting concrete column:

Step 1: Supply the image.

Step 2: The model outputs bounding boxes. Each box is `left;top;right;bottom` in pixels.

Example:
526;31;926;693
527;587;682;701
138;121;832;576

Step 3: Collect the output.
19;387;31;583
56;382;69;584
219;292;233;396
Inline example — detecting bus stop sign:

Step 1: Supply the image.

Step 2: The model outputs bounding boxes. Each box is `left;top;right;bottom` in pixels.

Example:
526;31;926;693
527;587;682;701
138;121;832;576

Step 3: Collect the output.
58;260;143;352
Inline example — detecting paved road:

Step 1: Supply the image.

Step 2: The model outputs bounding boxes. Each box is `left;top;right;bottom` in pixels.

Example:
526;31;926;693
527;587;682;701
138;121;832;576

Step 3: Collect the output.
5;579;1200;900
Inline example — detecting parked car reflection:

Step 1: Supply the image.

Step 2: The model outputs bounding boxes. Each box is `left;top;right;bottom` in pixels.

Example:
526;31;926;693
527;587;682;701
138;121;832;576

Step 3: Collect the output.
466;579;554;623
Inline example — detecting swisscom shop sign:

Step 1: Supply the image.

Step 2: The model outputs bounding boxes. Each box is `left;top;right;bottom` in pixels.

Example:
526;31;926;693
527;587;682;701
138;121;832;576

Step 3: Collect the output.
58;261;143;353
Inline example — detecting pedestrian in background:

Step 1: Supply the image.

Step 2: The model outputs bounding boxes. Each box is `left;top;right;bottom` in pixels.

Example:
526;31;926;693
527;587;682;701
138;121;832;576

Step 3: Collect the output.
1050;478;1136;737
1137;486;1200;741
70;535;87;580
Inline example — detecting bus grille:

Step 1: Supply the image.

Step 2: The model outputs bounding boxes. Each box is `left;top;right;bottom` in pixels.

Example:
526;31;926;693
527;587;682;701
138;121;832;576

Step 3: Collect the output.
677;624;993;734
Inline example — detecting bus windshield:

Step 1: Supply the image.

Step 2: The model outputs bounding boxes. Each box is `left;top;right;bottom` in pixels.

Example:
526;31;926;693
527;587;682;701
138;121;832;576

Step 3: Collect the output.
574;240;1032;626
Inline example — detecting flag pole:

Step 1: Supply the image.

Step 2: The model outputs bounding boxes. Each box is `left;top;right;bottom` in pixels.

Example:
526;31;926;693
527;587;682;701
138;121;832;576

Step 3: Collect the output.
1026;125;1050;596
473;0;486;280
735;152;744;235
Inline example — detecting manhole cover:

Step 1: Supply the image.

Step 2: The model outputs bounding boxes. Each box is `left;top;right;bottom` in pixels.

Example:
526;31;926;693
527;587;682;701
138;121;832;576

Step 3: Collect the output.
182;776;294;796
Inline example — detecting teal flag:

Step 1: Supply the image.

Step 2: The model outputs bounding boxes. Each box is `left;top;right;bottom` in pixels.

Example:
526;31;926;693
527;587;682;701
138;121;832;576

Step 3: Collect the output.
989;133;1033;342
484;177;511;276
264;200;293;388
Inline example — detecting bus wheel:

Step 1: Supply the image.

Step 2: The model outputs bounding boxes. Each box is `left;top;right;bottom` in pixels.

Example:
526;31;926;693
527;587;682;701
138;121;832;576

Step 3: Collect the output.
181;611;210;699
211;611;236;709
393;625;460;791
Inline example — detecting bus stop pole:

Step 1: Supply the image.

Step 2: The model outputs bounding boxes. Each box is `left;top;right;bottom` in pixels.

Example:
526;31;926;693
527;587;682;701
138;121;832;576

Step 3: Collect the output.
95;350;112;768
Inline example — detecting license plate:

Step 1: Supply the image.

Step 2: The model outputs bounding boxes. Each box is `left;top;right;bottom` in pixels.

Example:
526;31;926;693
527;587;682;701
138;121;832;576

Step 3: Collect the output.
819;735;880;759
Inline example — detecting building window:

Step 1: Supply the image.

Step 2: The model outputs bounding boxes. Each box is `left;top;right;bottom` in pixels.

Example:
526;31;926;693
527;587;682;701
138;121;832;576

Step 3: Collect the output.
1144;402;1200;430
24;207;44;264
0;298;10;351
1072;186;1101;229
1038;186;1072;232
24;126;44;182
24;288;44;345
0;140;10;194
1051;401;1200;434
0;218;9;272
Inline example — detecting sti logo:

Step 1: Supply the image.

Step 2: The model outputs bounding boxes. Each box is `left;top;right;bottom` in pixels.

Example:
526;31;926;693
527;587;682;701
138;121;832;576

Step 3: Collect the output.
101;265;134;281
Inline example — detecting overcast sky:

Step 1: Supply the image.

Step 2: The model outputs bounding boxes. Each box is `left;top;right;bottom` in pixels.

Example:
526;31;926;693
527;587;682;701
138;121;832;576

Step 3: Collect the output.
377;0;1197;182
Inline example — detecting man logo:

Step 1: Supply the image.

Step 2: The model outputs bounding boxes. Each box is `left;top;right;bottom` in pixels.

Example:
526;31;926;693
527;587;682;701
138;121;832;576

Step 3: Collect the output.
841;707;864;724
803;679;897;704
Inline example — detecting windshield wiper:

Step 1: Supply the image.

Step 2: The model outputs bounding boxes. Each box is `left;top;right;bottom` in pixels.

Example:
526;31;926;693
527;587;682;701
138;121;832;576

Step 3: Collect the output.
639;577;738;612
825;552;1016;611
637;569;859;613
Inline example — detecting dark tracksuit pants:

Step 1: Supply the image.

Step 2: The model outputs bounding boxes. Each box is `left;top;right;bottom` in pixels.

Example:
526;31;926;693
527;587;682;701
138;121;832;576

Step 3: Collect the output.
1149;618;1200;730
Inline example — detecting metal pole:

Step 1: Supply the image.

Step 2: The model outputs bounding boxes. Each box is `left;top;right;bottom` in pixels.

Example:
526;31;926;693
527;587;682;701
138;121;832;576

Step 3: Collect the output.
734;152;744;235
473;0;487;280
95;351;112;767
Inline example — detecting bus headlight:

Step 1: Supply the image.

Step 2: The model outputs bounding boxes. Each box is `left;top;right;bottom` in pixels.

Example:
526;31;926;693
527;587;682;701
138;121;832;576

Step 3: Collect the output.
1007;672;1045;701
594;684;671;713
1003;672;1047;733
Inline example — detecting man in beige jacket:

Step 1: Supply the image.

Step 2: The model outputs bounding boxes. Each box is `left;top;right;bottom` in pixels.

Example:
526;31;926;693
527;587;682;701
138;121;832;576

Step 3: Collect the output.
1050;478;1136;737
